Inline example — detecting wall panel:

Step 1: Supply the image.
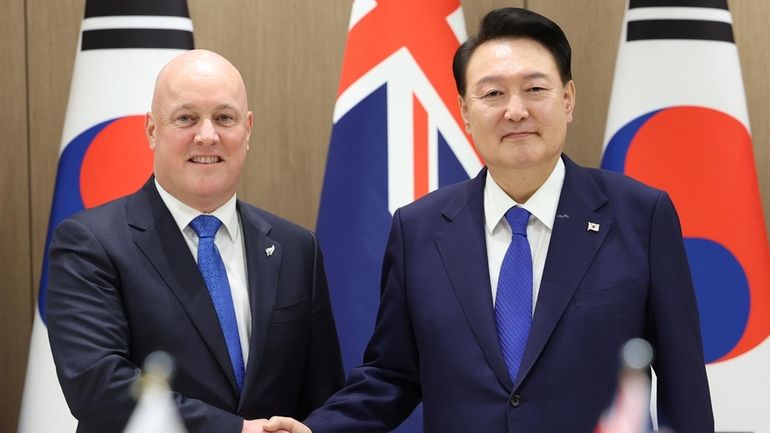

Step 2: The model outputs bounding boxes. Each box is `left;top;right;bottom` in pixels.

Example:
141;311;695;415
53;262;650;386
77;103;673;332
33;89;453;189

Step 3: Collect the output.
27;0;83;302
15;1;83;431
0;0;32;431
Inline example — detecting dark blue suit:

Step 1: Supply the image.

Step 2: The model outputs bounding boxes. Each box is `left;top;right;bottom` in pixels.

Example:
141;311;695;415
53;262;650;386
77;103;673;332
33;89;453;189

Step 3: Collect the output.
46;179;344;433
306;155;712;433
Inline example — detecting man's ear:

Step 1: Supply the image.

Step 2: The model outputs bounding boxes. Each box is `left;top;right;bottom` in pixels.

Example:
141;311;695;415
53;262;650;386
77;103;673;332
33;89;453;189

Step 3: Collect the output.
458;94;471;134
245;111;253;150
145;112;157;150
564;80;576;122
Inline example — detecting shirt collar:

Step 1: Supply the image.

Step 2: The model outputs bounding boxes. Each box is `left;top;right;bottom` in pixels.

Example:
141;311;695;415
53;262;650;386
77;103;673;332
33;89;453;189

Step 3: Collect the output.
484;156;565;234
154;179;240;241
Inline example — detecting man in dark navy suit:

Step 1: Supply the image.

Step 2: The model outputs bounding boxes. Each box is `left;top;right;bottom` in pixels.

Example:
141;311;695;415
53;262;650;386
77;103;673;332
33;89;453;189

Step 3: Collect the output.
46;50;344;433
264;7;713;433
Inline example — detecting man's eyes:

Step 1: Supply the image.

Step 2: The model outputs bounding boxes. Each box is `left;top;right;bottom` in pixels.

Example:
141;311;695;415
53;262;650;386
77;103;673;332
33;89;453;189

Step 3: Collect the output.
482;90;503;98
173;114;237;124
175;114;195;124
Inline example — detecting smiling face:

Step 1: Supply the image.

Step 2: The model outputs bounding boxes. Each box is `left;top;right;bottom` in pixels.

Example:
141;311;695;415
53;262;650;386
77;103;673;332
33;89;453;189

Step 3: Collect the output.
459;37;575;197
146;50;253;213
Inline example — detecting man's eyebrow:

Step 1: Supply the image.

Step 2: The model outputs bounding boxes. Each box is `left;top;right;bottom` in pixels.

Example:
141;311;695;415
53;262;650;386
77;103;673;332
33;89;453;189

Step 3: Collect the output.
169;103;238;112
472;71;552;90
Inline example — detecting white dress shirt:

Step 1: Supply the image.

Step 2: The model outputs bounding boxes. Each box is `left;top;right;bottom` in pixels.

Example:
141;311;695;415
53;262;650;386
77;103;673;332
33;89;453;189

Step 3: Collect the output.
484;157;565;315
155;180;251;367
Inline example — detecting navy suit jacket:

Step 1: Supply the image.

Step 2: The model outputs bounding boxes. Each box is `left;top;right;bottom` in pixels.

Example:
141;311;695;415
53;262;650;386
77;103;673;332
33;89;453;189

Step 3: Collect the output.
305;156;713;433
46;179;344;433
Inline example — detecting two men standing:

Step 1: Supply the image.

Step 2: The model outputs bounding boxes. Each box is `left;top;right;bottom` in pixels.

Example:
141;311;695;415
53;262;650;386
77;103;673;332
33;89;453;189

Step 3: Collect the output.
47;7;713;433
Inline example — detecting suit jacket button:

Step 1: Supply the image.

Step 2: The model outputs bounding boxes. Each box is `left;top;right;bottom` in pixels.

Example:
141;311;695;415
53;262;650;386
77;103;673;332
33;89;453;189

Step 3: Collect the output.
510;394;521;407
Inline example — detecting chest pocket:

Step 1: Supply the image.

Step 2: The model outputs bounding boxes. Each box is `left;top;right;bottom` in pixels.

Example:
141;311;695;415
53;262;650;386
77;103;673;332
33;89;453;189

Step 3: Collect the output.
271;296;308;323
573;279;646;308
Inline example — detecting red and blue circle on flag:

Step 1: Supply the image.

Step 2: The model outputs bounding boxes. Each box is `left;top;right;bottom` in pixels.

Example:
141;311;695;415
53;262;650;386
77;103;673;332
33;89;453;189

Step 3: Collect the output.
40;115;153;316
603;105;770;364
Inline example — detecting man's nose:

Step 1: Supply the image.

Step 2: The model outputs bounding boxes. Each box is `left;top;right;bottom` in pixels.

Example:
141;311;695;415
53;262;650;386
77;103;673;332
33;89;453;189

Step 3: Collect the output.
195;119;219;144
504;94;529;122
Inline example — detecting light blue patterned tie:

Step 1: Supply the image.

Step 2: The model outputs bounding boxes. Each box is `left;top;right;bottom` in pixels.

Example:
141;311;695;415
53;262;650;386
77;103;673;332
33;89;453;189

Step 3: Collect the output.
495;206;533;384
190;215;245;392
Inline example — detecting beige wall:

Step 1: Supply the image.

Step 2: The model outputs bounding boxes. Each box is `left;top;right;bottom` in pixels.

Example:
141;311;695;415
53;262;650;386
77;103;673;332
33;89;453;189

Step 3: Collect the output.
2;1;768;431
0;0;32;431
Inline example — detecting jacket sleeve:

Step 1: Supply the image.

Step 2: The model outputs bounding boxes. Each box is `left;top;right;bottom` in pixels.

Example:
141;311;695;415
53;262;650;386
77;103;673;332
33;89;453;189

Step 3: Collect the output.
646;192;714;433
305;209;422;433
295;232;345;416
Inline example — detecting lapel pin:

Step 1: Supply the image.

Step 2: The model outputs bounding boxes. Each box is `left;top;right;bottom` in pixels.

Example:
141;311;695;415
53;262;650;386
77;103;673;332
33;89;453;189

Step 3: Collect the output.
587;222;600;232
556;213;570;219
265;244;276;257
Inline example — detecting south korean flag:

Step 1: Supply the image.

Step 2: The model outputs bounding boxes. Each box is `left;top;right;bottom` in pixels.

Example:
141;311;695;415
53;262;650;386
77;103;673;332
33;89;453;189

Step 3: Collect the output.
18;2;194;432
602;1;770;432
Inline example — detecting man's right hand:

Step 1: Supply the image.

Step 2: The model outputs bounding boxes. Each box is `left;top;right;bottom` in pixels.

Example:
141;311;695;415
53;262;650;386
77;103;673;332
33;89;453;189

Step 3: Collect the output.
262;416;311;433
242;419;270;433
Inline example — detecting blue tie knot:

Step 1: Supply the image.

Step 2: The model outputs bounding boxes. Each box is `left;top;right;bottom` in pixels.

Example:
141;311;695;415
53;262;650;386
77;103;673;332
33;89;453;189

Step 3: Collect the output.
505;206;530;236
190;215;222;239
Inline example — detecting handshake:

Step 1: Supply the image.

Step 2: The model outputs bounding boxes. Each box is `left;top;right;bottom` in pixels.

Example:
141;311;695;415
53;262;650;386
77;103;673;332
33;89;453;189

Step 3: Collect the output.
242;417;309;433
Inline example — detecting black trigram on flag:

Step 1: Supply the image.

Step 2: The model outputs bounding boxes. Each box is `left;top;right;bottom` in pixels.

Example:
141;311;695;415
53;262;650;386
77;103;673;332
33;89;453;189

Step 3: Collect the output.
81;0;194;50
626;0;733;42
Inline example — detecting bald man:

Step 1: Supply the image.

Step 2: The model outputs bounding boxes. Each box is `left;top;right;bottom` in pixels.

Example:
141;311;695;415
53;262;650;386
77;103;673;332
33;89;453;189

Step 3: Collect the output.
46;50;344;433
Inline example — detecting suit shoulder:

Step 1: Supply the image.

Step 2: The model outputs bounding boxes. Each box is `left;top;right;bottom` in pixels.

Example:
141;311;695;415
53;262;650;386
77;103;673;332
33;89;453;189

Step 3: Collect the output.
238;201;316;241
398;178;475;217
581;165;665;203
59;195;131;232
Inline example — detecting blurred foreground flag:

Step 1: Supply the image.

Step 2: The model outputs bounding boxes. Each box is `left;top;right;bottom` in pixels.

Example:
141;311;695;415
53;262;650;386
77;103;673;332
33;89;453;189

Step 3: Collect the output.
602;1;770;431
593;340;653;433
17;1;193;432
315;1;481;432
123;352;187;433
594;372;650;433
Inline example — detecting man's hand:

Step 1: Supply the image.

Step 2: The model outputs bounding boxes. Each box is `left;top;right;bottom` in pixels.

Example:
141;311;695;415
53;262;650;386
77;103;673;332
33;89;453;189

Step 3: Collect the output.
242;419;269;433
263;416;311;433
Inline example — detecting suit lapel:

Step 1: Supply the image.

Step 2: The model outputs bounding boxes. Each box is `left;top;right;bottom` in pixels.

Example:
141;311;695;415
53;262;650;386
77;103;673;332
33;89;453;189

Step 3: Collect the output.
127;179;240;394
236;203;281;407
435;170;514;390
514;156;613;390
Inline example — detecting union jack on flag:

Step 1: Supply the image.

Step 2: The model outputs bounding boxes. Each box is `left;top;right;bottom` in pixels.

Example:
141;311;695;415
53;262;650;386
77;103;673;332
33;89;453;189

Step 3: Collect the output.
316;1;481;431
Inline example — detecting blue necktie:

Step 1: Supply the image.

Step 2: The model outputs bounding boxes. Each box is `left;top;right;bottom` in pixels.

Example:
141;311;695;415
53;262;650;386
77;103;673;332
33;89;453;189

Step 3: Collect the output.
495;206;533;384
190;215;245;392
